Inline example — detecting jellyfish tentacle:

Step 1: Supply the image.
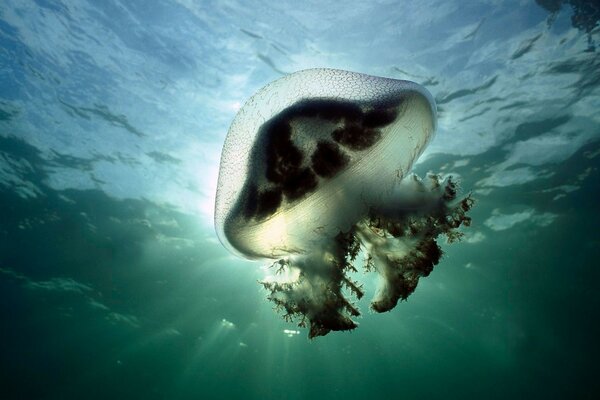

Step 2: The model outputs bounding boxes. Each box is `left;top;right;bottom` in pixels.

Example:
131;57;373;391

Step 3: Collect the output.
258;174;472;336
259;232;366;338
358;174;474;312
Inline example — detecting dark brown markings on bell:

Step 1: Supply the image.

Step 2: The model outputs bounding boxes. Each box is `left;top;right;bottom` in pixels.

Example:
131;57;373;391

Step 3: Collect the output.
281;167;318;200
363;108;398;128
331;124;382;151
255;188;283;218
264;118;304;183
292;99;363;122
250;98;382;217
243;183;259;218
311;141;350;178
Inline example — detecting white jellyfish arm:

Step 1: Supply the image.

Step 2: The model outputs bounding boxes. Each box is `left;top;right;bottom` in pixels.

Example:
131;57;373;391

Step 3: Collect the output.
215;69;473;338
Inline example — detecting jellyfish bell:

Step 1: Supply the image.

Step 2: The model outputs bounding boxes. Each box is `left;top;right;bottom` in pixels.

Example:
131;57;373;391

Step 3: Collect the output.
215;68;472;338
215;69;436;257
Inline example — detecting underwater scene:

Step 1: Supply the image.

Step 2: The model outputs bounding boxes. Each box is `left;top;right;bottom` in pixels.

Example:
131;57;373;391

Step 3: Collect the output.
1;1;599;399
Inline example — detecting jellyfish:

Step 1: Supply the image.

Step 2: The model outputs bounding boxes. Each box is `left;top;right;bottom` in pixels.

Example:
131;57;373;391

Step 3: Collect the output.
214;68;473;338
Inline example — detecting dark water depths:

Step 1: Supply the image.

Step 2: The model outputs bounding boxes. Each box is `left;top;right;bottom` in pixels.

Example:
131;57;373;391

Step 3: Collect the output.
1;1;599;399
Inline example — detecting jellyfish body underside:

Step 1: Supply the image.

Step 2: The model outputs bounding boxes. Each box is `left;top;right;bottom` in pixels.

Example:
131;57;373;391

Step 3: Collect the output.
215;69;473;338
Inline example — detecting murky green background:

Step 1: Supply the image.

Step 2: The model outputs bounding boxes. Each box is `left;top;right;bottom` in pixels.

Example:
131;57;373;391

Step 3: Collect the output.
1;1;599;399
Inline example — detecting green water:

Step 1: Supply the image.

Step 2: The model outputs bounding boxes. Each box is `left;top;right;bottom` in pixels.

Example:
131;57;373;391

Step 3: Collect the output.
1;0;599;399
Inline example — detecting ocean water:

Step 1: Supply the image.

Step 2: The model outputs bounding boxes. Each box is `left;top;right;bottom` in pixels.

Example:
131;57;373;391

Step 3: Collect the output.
1;1;599;399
